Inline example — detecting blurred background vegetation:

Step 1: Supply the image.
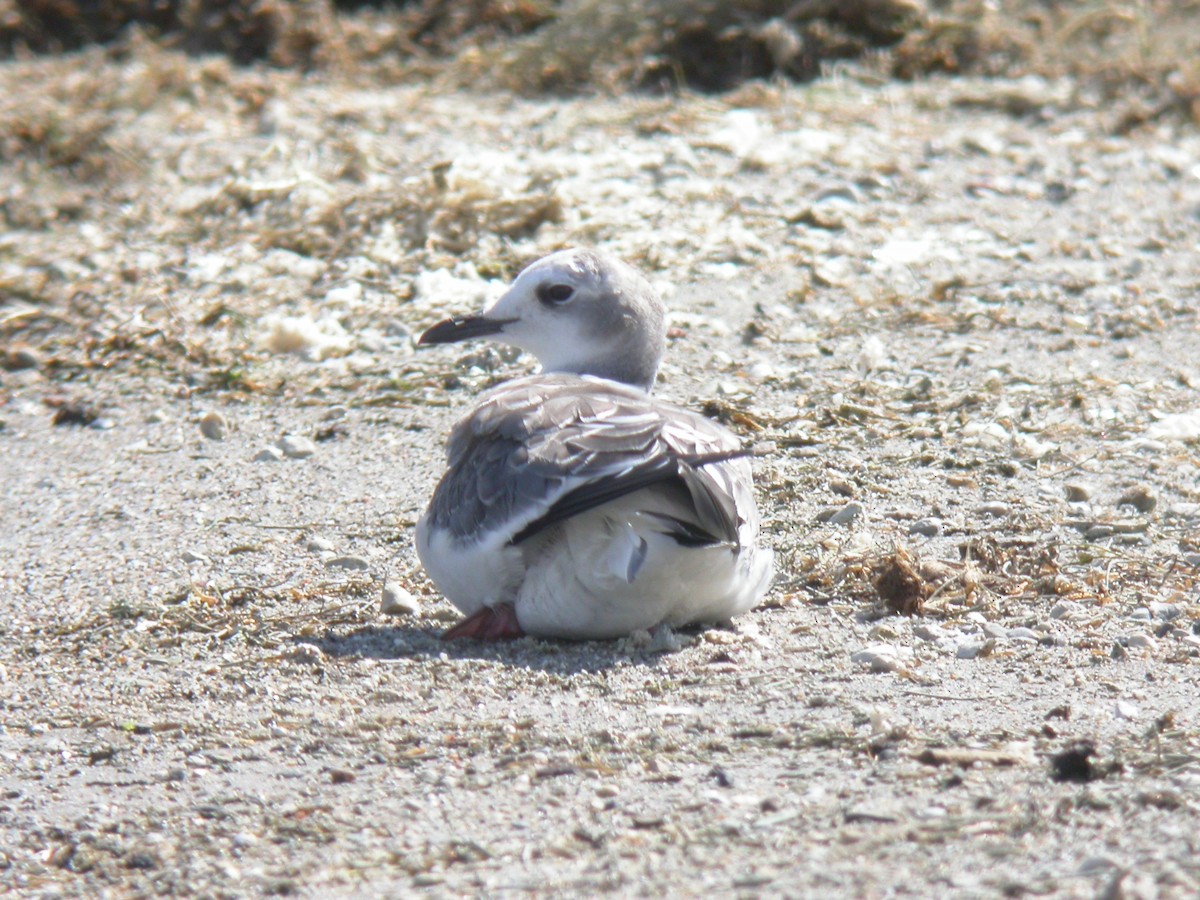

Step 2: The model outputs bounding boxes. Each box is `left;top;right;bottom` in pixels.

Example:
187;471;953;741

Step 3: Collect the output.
0;0;1197;119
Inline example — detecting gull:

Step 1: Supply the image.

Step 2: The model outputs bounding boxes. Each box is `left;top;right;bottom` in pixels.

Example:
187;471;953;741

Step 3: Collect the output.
415;248;774;640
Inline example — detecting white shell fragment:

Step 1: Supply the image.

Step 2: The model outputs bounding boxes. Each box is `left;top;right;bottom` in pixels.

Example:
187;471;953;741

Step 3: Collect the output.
259;314;353;360
199;410;229;441
380;582;421;617
278;435;317;459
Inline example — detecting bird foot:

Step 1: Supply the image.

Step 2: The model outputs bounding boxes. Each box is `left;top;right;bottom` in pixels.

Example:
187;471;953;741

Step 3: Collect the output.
442;603;524;641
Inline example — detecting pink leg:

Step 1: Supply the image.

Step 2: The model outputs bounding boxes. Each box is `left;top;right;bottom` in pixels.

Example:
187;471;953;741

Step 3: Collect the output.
441;603;524;641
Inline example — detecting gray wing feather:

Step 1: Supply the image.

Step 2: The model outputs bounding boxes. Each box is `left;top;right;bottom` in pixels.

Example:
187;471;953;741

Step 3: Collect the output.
427;374;747;545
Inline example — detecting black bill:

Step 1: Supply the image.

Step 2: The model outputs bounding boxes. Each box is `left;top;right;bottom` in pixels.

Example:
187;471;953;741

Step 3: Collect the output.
418;315;518;346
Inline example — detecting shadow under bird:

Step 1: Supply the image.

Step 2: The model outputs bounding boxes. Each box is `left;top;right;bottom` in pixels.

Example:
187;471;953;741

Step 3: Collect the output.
416;248;774;640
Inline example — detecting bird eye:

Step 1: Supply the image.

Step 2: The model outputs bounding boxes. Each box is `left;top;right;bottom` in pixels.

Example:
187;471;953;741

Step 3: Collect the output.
537;283;575;305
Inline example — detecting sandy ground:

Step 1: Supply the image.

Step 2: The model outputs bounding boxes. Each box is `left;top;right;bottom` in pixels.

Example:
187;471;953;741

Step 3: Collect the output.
2;41;1200;898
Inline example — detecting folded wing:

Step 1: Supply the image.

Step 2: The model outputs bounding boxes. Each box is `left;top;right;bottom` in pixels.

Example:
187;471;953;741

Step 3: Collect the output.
426;374;749;549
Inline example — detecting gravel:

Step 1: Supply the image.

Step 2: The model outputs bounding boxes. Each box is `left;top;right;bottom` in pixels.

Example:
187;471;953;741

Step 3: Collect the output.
2;38;1200;900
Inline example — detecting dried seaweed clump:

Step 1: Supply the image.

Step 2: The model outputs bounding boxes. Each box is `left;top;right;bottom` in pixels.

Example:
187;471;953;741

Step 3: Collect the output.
494;0;928;94
0;0;338;67
399;0;556;53
0;0;554;65
4;0;1199;111
872;546;929;616
893;0;1200;124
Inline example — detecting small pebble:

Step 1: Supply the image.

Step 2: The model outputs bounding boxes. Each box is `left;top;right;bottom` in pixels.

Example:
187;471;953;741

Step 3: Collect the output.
326;555;370;571
908;517;942;537
1114;700;1140;720
748;361;776;381
1078;856;1121;875
1125;633;1157;652
1115;533;1147;546
869;622;901;640
857;335;887;373
253;446;284;462
913;624;951;643
146;409;171;424
850;646;905;673
1064;483;1092;502
306;536;335;553
829;478;855;498
278;434;317;459
1007;626;1040;644
380;582;420;616
1117;485;1157;513
199;411;228;441
956;639;995;659
181;550;209;564
358;334;387;353
1111;642;1129;660
1086;524;1115;541
1149;602;1182;621
828;501;864;525
288;644;325;663
975;501;1009;517
3;343;41;370
815;506;839;523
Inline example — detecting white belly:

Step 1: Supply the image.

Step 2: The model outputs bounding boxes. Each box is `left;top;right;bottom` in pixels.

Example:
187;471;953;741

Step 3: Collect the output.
419;493;772;641
415;514;525;617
